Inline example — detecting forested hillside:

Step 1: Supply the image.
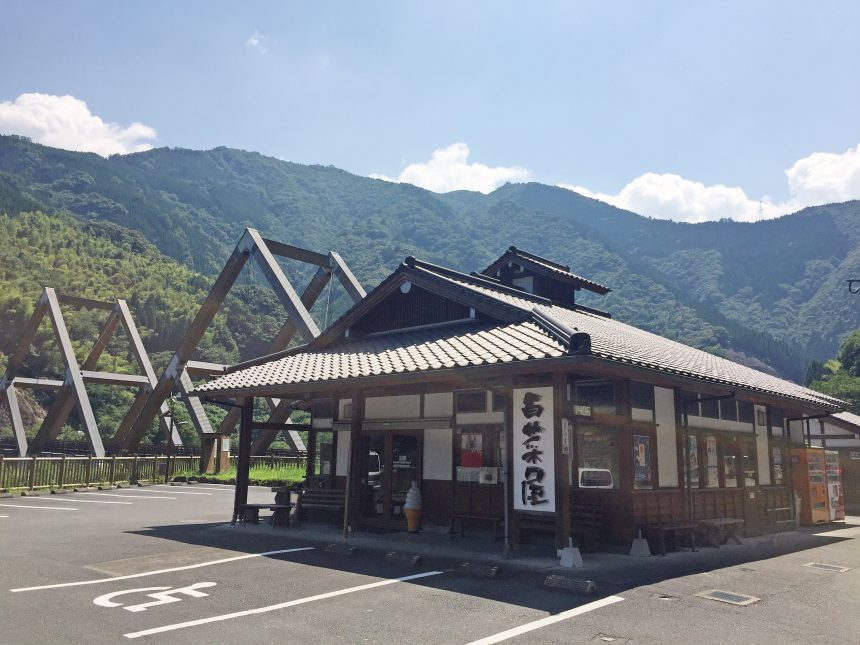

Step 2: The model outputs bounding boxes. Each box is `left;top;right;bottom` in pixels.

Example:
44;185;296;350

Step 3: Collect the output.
0;134;858;391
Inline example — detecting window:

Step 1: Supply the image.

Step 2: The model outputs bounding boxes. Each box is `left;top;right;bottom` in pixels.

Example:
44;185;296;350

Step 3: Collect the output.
577;427;620;489
630;382;655;411
456;390;487;414
720;400;739;422
700;397;720;420
575;382;615;415
313;399;334;419
492;392;506;412
771;407;784;433
313;431;334;476
682;391;700;417
455;425;503;484
739;438;757;486
738;401;754;424
723;436;738;487
771;445;783;485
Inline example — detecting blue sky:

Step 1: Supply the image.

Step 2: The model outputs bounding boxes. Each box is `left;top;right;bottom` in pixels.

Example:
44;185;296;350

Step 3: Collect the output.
1;1;859;222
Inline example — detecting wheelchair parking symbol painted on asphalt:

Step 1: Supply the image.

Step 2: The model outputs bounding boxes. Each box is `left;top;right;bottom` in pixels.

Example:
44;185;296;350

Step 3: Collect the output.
93;582;217;613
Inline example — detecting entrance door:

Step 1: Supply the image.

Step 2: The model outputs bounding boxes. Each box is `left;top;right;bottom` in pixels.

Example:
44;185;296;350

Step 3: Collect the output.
361;432;422;527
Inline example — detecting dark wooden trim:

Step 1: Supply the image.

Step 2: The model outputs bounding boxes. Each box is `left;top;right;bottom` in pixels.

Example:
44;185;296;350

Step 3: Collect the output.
553;372;570;548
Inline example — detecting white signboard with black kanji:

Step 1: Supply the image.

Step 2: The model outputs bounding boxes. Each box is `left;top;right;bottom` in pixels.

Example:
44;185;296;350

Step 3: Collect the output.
512;386;555;513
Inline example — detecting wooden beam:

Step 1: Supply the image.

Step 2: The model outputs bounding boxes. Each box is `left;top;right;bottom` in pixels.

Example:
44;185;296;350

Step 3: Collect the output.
185;361;228;376
29;303;122;454
329;251;367;303
260;238;330;267
115;299;178;446
35;288;104;456
56;293;114;311
248;229;320;342
2;385;28;456
123;229;255;448
11;377;64;389
81;371;150;387
7;295;48;371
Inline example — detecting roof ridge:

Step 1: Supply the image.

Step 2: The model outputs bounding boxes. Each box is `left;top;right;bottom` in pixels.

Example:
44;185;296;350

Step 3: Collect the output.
507;246;570;271
408;258;554;306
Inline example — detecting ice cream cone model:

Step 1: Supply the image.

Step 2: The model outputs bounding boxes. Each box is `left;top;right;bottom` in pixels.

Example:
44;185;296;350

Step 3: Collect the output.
403;481;422;533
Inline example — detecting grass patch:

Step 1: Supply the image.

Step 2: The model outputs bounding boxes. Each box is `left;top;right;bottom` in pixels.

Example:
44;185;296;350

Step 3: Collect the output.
172;463;305;487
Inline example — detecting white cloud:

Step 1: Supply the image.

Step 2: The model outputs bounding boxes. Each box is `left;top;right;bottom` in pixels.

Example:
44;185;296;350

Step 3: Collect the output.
372;142;531;194
0;93;156;157
785;143;860;206
246;30;267;54
561;143;860;222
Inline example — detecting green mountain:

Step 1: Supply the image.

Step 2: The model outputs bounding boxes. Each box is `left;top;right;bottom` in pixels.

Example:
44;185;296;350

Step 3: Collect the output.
1;134;858;389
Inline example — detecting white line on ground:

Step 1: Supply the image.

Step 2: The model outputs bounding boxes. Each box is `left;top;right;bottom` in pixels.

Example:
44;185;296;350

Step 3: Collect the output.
21;497;132;505
123;571;444;639
130;488;211;496
0;514;8;517
153;484;232;492
0;503;78;511
464;595;626;645
78;492;176;500
10;547;315;593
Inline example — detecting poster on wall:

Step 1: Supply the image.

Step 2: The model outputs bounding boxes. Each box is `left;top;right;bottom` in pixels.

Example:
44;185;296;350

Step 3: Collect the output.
706;435;719;487
633;435;650;483
460;433;483;467
513;386;556;513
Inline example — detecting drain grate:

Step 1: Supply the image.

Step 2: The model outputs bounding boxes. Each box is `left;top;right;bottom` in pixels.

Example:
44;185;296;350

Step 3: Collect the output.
695;589;761;606
803;562;852;573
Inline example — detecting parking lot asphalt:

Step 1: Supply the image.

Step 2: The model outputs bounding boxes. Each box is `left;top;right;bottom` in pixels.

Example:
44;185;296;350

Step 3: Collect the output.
1;484;858;644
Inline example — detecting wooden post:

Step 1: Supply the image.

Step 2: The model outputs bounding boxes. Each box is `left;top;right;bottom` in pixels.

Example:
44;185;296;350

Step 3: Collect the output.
0;455;5;490
58;454;67;489
85;455;92;487
109;455;117;485
343;391;365;538
28;456;37;490
553;372;570;549
131;454;138;483
233;398;254;524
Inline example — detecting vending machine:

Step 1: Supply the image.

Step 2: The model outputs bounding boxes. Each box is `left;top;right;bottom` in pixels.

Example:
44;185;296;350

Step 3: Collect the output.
792;447;830;525
825;450;845;521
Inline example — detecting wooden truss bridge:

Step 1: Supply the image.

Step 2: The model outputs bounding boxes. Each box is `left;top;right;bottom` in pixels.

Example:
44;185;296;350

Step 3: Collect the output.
0;228;365;466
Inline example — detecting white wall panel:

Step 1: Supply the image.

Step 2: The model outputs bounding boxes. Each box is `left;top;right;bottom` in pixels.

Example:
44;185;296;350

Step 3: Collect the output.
654;386;678;487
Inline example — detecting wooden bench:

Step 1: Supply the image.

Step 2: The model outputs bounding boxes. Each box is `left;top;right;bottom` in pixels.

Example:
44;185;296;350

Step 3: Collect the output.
570;504;604;550
238;503;292;527
297;488;345;521
639;522;698;556
449;513;504;539
698;517;744;547
765;506;794;525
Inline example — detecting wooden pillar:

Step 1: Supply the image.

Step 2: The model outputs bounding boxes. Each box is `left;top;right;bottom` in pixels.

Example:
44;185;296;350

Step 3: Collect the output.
554;372;571;549
199;435;218;474
343;392;365;537
305;428;318;483
233;398;254;524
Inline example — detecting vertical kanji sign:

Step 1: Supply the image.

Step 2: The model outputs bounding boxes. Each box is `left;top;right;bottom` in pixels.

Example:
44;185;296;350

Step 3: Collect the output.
513;386;556;513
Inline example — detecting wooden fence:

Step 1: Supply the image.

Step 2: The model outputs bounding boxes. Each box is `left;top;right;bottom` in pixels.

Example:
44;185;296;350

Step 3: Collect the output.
227;455;307;471
0;455;198;491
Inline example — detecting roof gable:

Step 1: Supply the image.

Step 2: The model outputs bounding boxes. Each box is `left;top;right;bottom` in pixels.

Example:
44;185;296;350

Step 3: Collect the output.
481;246;611;297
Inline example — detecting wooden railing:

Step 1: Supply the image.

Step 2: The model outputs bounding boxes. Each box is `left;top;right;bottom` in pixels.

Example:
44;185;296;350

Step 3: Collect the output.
0;455;198;491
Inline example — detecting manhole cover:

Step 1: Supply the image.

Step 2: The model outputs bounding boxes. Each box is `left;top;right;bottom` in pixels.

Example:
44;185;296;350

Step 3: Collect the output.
803;562;852;573
695;589;761;606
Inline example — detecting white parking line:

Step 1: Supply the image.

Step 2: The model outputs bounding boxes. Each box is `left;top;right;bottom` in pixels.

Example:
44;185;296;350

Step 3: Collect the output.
465;595;625;645
11;547;315;592
128;488;211;496
22;497;132;505
153;484;232;492
79;492;176;500
0;503;78;511
0;514;8;517
123;570;444;639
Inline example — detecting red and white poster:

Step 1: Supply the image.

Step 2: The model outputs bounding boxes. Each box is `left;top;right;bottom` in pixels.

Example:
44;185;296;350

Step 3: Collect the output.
460;433;483;468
